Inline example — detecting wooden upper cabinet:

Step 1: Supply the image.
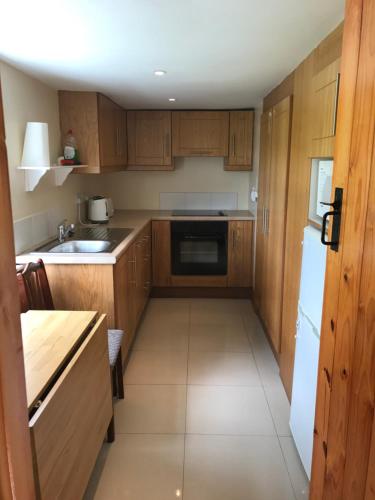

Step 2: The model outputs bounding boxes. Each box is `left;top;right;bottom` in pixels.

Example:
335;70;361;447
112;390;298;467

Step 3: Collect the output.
59;91;127;174
225;110;254;170
172;111;229;157
98;94;127;168
311;58;341;157
227;220;253;287
127;111;172;170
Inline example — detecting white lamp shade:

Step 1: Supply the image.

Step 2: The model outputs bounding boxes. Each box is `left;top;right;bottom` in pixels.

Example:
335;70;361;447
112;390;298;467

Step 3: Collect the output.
21;122;50;168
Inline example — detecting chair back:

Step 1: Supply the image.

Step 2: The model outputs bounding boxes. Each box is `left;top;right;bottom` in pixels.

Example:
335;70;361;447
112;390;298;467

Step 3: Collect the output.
16;259;54;312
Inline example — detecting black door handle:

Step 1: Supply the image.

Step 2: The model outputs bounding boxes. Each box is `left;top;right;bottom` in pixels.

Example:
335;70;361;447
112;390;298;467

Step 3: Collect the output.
320;187;343;252
321;210;339;246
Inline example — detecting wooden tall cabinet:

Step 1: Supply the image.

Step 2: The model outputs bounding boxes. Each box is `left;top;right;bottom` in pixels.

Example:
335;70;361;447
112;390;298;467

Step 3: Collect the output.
225;111;254;170
255;96;292;353
254;111;272;326
127;111;173;170
59;91;127;173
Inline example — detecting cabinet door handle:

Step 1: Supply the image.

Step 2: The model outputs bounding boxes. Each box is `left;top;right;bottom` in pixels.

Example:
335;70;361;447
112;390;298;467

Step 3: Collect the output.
231;134;236;156
116;127;120;156
232;229;236;249
332;73;340;136
262;207;265;234
165;133;170;156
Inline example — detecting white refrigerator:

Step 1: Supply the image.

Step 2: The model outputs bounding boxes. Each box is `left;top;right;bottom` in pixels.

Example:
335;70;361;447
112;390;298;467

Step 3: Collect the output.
290;225;327;479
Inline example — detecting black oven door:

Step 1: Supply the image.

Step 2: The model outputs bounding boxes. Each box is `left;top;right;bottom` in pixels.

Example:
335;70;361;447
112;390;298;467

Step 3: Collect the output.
171;221;228;275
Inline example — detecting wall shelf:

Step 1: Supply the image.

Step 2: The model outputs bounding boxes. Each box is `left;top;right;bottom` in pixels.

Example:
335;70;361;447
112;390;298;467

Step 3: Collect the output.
17;165;88;191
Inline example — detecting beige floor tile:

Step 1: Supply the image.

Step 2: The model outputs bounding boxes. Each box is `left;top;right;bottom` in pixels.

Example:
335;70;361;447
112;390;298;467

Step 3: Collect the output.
114;385;186;434
280;436;309;499
188;351;260;385
134;324;189;351
124;351;188;384
145;298;190;316
84;434;184;500
189;322;251;352
186;385;275;435
264;380;291;436
191;309;245;327
191;298;249;315
183;435;295;500
247;330;281;385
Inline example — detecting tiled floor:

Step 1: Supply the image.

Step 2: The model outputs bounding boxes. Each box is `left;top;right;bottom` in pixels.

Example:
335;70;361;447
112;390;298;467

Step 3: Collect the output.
84;299;309;500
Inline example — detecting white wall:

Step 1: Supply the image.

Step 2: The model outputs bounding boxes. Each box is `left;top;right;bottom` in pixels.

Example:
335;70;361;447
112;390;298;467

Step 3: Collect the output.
0;61;83;224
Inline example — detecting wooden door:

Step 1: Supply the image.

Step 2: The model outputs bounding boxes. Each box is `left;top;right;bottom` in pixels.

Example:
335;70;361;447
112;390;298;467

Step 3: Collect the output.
225;110;254;170
266;96;292;353
172;111;229;157
254;111;272;320
127;111;172;169
227;221;253;287
152;221;171;286
0;79;36;499
310;0;375;497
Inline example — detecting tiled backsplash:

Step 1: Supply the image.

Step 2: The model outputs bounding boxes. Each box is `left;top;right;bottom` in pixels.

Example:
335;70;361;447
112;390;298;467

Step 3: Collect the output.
13;207;65;254
159;192;238;210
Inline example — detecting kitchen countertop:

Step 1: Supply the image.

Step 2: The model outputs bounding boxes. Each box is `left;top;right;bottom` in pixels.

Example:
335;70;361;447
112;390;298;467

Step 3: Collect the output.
16;209;255;265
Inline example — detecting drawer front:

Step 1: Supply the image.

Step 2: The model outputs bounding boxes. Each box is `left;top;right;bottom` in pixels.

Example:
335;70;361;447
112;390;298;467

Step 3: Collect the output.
30;315;112;500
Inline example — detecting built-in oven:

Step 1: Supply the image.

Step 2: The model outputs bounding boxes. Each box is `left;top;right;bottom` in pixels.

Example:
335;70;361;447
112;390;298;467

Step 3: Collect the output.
171;221;228;275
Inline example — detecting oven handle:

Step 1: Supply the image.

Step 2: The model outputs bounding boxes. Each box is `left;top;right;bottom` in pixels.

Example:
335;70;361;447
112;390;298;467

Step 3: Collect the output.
180;234;225;240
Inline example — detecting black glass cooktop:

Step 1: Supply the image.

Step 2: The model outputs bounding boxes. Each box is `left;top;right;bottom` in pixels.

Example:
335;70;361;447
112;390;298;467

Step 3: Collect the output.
172;210;227;216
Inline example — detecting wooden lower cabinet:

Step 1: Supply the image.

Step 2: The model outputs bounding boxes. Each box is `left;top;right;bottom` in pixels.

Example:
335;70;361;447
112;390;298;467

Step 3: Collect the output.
46;224;151;365
227;221;253;287
152;220;171;286
152;219;253;288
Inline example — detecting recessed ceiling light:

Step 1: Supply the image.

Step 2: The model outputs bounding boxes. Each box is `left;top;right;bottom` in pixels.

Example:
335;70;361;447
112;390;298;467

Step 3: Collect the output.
154;69;166;76
168;98;176;102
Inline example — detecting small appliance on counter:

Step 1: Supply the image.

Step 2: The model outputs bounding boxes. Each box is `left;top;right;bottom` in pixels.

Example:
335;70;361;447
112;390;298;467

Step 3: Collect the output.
88;196;114;223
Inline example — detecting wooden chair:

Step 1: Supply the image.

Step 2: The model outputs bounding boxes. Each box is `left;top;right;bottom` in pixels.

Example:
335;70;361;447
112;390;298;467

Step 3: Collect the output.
16;259;124;440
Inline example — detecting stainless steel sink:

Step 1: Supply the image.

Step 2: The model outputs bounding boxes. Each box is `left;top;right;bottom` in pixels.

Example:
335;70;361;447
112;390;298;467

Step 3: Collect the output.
32;227;133;254
48;240;112;253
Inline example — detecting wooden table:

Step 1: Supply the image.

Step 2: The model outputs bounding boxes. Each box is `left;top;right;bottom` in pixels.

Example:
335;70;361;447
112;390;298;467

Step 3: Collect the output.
21;310;112;500
21;310;98;412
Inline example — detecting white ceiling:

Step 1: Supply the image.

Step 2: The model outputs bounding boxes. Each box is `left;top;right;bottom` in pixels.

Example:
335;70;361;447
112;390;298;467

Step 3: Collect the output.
0;0;345;109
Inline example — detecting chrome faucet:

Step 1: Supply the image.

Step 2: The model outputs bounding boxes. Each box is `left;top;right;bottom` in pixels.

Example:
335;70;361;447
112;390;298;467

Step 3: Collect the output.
57;220;75;243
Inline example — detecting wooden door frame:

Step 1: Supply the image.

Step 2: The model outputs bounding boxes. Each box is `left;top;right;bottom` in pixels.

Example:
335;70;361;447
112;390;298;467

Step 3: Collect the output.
0;79;35;498
311;0;375;497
